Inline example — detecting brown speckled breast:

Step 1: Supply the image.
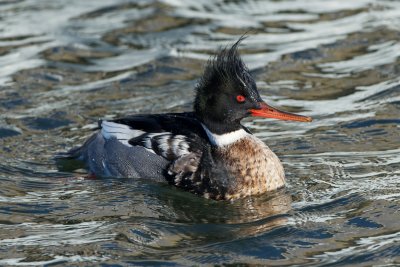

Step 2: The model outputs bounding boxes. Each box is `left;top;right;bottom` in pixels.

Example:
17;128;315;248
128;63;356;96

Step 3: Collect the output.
213;135;285;200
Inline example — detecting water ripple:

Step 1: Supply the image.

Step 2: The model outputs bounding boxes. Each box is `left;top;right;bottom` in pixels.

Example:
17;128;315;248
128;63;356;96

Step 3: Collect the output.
0;0;399;265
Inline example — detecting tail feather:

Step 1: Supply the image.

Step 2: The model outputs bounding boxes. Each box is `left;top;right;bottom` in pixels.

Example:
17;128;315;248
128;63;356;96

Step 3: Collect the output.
55;133;97;172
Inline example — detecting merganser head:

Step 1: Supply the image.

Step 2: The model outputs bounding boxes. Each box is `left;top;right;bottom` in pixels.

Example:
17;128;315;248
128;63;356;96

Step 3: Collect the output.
194;37;312;134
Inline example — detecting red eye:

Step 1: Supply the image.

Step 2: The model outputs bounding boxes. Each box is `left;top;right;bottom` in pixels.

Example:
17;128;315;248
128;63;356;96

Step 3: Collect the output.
236;95;246;103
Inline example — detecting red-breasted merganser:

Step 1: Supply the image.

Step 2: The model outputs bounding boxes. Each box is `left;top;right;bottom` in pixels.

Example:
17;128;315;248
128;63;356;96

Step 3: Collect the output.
57;38;312;200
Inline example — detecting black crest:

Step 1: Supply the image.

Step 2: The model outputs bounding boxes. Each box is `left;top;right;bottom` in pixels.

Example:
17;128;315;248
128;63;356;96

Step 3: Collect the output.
193;36;261;134
195;36;256;99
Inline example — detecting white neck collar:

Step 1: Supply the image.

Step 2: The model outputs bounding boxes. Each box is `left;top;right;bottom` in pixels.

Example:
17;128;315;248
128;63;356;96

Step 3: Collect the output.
201;123;249;147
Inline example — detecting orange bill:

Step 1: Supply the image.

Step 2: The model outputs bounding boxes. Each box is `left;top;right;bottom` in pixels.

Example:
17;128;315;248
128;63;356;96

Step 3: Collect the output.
250;102;312;122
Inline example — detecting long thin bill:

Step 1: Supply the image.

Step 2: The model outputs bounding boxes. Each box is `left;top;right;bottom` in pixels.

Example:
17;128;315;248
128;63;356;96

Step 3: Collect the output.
250;102;312;122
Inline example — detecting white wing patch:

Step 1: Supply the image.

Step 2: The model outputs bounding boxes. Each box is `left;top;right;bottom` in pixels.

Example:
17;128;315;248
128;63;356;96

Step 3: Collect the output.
101;120;191;159
101;121;144;146
144;134;190;158
171;135;190;156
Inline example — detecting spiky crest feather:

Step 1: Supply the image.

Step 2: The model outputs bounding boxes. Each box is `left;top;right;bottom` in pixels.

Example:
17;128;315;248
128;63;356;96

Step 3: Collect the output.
195;36;254;101
193;36;261;134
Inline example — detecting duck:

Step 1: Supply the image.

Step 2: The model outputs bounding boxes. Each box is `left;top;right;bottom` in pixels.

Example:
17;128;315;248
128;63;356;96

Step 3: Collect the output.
57;38;312;200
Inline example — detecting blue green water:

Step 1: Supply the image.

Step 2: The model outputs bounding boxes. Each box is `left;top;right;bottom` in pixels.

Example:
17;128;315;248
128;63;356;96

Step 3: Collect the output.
0;0;399;265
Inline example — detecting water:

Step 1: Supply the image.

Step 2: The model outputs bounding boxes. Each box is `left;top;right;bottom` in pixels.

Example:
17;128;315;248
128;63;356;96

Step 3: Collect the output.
1;0;399;265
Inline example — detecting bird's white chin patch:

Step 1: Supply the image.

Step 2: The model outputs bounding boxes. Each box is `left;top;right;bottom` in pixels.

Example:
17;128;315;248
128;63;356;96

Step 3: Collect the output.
201;124;249;147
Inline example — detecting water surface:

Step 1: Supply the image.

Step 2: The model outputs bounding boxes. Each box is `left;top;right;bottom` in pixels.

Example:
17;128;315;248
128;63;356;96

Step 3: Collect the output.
0;0;399;265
